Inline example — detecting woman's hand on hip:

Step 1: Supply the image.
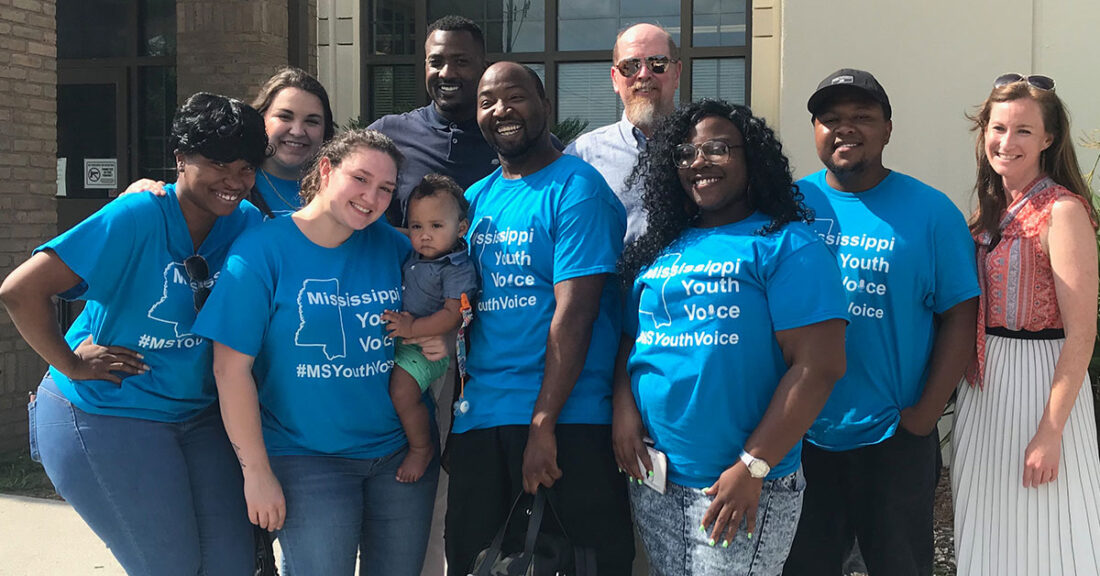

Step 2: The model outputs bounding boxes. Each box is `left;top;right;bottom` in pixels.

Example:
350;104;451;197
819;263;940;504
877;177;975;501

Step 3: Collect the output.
701;463;762;548
68;335;149;384
1023;428;1062;488
243;467;286;532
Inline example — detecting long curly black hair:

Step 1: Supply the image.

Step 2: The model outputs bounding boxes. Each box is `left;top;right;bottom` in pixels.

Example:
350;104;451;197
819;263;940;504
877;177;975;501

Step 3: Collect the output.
619;99;811;284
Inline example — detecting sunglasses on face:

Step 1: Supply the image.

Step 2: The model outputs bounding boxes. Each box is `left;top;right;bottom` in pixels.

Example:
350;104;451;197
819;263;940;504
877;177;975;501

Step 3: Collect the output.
993;73;1055;91
673;140;740;169
614;55;677;78
183;255;212;312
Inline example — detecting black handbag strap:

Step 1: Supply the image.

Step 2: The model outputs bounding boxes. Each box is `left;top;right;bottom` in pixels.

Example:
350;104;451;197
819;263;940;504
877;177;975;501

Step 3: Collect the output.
474;491;533;576
522;489;548;556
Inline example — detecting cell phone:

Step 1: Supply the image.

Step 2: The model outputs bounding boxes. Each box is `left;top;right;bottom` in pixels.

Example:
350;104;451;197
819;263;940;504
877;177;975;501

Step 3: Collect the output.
638;444;668;494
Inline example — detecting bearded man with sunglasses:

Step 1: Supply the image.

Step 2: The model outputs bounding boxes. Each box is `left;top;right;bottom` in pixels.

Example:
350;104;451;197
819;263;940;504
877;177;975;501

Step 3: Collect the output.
565;23;682;245
782;69;979;576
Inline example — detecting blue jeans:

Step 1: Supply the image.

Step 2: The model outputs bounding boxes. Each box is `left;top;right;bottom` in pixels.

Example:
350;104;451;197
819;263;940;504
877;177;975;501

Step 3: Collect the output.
271;447;439;576
630;469;805;576
30;376;253;576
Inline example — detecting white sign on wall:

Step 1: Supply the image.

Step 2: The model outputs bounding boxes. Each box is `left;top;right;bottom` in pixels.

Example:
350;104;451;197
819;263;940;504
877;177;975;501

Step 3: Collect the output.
84;158;118;189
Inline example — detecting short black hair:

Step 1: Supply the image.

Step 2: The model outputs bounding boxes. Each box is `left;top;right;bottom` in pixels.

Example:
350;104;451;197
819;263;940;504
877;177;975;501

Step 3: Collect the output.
427;15;486;54
170;92;268;168
408;173;469;220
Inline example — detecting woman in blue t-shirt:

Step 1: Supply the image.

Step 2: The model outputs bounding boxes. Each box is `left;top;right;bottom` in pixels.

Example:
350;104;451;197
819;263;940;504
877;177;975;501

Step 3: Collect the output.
124;66;336;218
193;129;445;575
0;93;268;575
613;100;849;576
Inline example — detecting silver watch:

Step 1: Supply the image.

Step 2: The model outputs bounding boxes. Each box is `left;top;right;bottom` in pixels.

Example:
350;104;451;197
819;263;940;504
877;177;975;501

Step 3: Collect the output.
739;450;770;479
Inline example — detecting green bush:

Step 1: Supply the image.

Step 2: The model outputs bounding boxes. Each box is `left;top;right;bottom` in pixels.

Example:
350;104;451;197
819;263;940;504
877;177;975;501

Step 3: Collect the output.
551;117;590;146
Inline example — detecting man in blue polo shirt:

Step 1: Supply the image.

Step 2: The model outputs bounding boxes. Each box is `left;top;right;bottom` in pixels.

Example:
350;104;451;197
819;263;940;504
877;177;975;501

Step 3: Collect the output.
565;23;681;244
370;16;499;226
445;62;632;576
782;69;979;576
369;18;498;576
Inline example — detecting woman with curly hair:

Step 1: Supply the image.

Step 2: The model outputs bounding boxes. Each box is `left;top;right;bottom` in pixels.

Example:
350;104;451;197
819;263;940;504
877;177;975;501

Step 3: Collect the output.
613;99;849;575
953;74;1100;575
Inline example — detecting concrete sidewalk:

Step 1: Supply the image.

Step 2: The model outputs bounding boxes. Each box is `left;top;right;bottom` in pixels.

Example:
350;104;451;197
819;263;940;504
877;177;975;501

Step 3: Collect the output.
0;494;124;576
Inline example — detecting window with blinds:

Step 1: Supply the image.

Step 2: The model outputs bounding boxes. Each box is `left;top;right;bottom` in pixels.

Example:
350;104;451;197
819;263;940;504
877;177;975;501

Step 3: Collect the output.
692;58;746;104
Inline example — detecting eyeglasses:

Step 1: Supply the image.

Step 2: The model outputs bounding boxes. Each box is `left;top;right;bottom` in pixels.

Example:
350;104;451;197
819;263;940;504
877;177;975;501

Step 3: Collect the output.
672;140;741;169
993;73;1056;91
183;255;213;312
614;55;677;78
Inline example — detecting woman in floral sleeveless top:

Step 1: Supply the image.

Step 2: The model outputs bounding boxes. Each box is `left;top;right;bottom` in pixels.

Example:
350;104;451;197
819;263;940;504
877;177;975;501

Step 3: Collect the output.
954;74;1100;576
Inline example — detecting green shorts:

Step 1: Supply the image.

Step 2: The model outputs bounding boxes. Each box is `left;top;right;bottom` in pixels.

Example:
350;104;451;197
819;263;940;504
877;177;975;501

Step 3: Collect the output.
393;341;450;392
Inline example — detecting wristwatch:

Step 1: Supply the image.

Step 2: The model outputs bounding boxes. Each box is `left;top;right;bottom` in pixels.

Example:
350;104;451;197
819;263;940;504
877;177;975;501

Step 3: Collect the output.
739;450;771;479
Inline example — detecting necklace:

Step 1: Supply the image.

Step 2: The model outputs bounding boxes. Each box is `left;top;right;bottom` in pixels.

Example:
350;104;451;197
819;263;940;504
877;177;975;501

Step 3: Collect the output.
259;168;299;211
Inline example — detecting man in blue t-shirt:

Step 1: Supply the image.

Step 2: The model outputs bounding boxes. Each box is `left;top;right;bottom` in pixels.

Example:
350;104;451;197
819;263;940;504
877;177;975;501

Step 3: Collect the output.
782;69;979;576
444;62;633;576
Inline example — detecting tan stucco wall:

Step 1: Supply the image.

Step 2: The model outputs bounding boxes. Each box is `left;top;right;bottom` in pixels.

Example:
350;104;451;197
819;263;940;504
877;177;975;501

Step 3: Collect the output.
754;0;1100;210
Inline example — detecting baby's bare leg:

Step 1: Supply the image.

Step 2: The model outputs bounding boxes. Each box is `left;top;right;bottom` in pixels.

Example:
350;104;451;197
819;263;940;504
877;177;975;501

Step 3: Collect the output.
389;367;434;483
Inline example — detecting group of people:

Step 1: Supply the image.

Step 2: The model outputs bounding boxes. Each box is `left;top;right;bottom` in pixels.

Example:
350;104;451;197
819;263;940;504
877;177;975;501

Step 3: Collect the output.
1;14;1098;576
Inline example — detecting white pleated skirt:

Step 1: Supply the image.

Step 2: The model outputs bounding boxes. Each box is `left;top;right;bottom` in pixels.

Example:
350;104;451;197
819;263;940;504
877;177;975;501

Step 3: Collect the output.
953;335;1100;576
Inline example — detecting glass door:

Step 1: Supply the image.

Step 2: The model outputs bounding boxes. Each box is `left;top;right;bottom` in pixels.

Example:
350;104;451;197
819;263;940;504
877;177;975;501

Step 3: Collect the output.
56;67;129;232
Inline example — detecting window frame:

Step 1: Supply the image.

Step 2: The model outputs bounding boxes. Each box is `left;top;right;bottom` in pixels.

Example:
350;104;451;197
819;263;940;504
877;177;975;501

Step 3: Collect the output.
359;0;752;125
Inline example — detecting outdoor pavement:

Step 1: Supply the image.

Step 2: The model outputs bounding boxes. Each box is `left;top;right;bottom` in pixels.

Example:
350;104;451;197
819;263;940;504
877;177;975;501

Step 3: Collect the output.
0;494;124;576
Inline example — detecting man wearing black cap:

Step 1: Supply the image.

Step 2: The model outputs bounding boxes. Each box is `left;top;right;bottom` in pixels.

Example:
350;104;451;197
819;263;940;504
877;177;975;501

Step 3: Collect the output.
782;69;979;576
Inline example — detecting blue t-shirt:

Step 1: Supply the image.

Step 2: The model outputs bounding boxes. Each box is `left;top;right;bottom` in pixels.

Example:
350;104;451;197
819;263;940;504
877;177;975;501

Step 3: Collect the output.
456;154;627;433
625;214;848;488
799;170;980;450
37;185;262;422
193;216;413;458
254;170;300;217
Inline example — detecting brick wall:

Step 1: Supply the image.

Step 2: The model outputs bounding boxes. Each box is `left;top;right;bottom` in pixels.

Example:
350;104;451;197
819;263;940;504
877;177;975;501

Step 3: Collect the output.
0;0;57;454
176;0;292;104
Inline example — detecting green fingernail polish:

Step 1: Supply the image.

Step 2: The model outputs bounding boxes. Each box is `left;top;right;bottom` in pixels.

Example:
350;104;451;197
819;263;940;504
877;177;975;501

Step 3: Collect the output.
699;524;706;533
722;540;730;548
747;532;753;540
708;538;716;547
647;469;654;478
618;467;623;473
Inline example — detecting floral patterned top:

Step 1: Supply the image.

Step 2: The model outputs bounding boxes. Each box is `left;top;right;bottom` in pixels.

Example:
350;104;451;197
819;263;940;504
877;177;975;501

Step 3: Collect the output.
967;176;1094;387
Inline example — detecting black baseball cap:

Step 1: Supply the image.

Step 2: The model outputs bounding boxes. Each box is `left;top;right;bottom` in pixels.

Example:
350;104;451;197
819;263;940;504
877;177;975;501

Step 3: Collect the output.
807;68;892;120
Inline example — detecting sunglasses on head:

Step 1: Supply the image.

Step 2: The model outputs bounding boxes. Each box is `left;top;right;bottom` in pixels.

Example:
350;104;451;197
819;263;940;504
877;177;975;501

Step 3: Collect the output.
615;55;677;78
993;73;1055;91
672;140;740;169
183;255;212;312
